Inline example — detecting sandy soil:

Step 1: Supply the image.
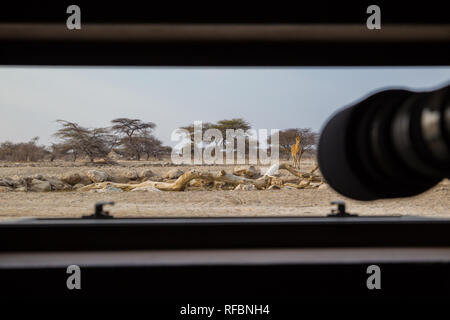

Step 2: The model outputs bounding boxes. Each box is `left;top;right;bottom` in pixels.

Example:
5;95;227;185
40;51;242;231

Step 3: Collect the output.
0;160;448;220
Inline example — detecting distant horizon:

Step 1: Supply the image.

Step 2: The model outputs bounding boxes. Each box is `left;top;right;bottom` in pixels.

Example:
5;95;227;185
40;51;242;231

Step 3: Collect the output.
1;67;449;147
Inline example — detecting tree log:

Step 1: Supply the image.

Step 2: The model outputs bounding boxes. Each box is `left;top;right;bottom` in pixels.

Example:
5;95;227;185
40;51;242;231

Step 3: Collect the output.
78;163;321;192
278;162;318;179
79;169;270;192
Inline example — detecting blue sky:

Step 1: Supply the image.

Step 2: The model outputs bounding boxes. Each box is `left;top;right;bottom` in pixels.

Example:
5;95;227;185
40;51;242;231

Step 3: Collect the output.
0;67;449;147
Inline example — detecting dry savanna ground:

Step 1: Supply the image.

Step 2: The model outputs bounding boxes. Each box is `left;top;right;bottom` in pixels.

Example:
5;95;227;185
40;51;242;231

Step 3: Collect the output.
0;158;448;220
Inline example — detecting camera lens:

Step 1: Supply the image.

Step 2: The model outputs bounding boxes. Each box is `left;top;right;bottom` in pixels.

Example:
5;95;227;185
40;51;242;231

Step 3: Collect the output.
318;84;449;200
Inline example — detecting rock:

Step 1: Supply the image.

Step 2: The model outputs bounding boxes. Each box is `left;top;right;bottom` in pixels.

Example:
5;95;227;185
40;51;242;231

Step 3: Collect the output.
31;174;44;180
138;169;154;180
234;184;257;191
283;185;296;190
268;185;281;190
124;170;138;180
14;186;27;192
0;178;13;187
72;183;86;190
131;186;161;192
79;174;92;185
234;166;260;178
46;177;72;191
9;176;26;188
104;185;123;192
87;170;110;183
165;168;184;179
318;184;330;191
434;186;449;192
29;179;51;192
109;174;131;183
61;173;81;185
61;172;91;186
0;186;12;192
95;184;123;193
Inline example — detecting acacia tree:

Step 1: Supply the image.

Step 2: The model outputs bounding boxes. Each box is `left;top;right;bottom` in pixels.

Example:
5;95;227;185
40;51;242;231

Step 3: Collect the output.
53;120;111;162
212;118;251;138
48;143;71;161
143;137;170;160
111;118;156;160
213;118;252;159
180;122;214;156
181;118;252;157
0;137;49;162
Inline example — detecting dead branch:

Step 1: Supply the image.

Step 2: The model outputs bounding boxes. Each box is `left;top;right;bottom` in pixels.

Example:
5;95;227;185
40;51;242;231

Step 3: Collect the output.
79;169;270;192
278;162;318;179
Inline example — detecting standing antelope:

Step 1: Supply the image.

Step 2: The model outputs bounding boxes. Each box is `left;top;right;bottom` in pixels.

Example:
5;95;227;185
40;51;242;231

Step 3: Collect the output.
291;135;302;169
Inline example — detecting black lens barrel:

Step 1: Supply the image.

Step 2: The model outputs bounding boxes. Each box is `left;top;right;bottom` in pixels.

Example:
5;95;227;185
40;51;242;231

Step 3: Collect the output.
318;84;450;200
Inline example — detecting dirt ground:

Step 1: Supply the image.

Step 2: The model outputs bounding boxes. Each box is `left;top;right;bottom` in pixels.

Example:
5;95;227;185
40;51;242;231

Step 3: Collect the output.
0;159;448;220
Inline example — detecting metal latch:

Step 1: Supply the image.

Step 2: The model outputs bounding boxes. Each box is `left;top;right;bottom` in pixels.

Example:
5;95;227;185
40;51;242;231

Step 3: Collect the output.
82;201;115;219
327;200;357;217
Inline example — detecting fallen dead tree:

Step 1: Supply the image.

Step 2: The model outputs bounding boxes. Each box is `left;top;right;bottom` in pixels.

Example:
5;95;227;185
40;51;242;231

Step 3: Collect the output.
79;169;270;192
78;163;323;192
